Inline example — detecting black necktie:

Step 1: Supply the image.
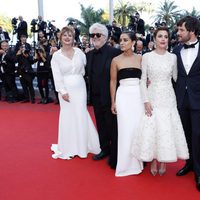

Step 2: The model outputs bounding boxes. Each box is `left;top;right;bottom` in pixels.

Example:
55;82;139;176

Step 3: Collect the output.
183;40;199;49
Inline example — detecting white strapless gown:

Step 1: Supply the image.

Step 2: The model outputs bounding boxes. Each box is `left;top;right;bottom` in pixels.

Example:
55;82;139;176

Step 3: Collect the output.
115;78;143;176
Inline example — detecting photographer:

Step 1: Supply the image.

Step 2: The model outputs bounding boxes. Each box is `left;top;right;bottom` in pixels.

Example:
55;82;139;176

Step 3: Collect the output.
46;21;57;40
37;16;47;34
34;46;50;104
68;22;80;43
15;35;35;103
145;26;155;47
37;30;48;53
0;26;10;42
0;40;18;102
111;20;122;42
48;38;59;104
16;16;28;40
128;12;145;36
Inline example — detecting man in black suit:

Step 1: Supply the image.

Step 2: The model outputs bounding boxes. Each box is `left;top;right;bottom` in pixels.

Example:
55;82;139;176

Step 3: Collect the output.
173;16;200;191
86;23;121;169
15;35;35;103
145;26;154;48
111;20;121;42
16;16;28;40
0;26;10;42
37;15;47;34
0;40;18;102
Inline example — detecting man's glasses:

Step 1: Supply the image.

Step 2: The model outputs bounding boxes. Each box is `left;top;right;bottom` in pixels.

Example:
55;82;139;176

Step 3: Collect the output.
89;33;103;38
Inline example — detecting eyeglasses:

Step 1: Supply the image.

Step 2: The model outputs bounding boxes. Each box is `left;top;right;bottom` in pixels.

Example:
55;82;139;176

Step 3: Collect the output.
89;33;103;38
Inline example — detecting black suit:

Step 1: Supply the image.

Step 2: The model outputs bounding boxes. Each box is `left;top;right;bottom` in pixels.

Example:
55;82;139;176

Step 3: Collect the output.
173;42;200;177
145;33;153;47
16;50;35;102
0;31;10;42
17;21;28;39
0;48;18;101
37;20;47;33
86;44;121;168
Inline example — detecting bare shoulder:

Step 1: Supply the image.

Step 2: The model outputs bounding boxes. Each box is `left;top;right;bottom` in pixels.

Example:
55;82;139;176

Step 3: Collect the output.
135;53;142;61
112;53;123;62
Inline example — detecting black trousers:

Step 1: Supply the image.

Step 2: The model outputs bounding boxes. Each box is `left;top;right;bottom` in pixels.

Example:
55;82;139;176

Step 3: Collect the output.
178;91;200;176
37;73;49;99
20;73;35;101
0;74;18;100
92;96;118;168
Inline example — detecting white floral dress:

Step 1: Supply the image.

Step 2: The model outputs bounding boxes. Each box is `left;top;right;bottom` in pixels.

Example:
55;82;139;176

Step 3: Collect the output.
132;51;189;162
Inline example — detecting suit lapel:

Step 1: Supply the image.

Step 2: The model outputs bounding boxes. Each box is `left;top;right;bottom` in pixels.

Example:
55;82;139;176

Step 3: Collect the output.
188;42;200;75
177;45;187;75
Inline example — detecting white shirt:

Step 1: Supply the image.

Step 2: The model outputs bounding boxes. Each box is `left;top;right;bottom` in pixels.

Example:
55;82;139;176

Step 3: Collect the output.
181;40;199;74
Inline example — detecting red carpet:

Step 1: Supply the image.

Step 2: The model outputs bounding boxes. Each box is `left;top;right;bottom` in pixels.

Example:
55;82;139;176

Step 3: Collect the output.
0;101;199;200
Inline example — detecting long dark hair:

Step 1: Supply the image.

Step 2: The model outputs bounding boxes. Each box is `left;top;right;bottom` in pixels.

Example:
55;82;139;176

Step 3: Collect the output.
121;31;137;41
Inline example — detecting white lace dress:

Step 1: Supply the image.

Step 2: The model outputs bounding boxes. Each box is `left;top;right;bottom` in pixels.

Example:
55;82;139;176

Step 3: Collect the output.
50;48;100;159
132;51;189;162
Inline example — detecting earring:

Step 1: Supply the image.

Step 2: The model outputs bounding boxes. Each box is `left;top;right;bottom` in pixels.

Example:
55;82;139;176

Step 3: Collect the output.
132;45;135;52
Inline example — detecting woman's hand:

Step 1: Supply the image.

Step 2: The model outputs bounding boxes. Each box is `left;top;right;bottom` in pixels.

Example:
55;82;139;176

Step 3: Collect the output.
144;102;153;117
111;103;117;115
62;93;70;102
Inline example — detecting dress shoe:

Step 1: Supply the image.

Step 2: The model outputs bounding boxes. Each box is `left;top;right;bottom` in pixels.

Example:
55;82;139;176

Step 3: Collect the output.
159;163;166;176
42;98;48;104
31;99;35;104
21;99;30;103
107;158;117;169
176;164;193;176
92;151;109;161
196;176;200;191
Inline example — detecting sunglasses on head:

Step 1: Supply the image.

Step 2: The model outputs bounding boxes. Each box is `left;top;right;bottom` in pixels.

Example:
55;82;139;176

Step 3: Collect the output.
89;33;103;38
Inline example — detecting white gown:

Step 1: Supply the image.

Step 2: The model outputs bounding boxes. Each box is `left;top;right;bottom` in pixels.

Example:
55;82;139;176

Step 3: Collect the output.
115;68;143;177
133;51;189;162
50;48;100;159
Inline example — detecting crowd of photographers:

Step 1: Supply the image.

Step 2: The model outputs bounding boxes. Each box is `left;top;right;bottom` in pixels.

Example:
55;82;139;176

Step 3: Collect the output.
0;12;196;104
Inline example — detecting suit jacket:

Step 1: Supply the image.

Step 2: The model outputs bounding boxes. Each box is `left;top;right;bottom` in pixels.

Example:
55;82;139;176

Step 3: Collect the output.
0;31;10;42
86;44;121;106
0;48;16;75
145;33;153;47
173;42;200;110
17;21;28;39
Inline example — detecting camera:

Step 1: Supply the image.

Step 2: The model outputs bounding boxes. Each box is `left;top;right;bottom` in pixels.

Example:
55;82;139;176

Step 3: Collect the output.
20;44;30;54
130;15;138;23
36;47;44;54
11;17;18;26
31;19;38;26
31;19;38;32
11;17;18;32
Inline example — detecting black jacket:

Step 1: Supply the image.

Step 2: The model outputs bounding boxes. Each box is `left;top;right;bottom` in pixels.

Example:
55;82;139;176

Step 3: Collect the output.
173;42;200;110
86;44;121;106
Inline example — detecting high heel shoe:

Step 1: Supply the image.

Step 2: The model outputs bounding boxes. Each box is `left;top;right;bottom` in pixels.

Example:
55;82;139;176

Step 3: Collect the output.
150;160;158;176
159;163;166;176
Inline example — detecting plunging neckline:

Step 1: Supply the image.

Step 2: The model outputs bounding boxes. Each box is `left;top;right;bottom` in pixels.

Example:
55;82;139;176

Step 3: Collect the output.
60;48;75;60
